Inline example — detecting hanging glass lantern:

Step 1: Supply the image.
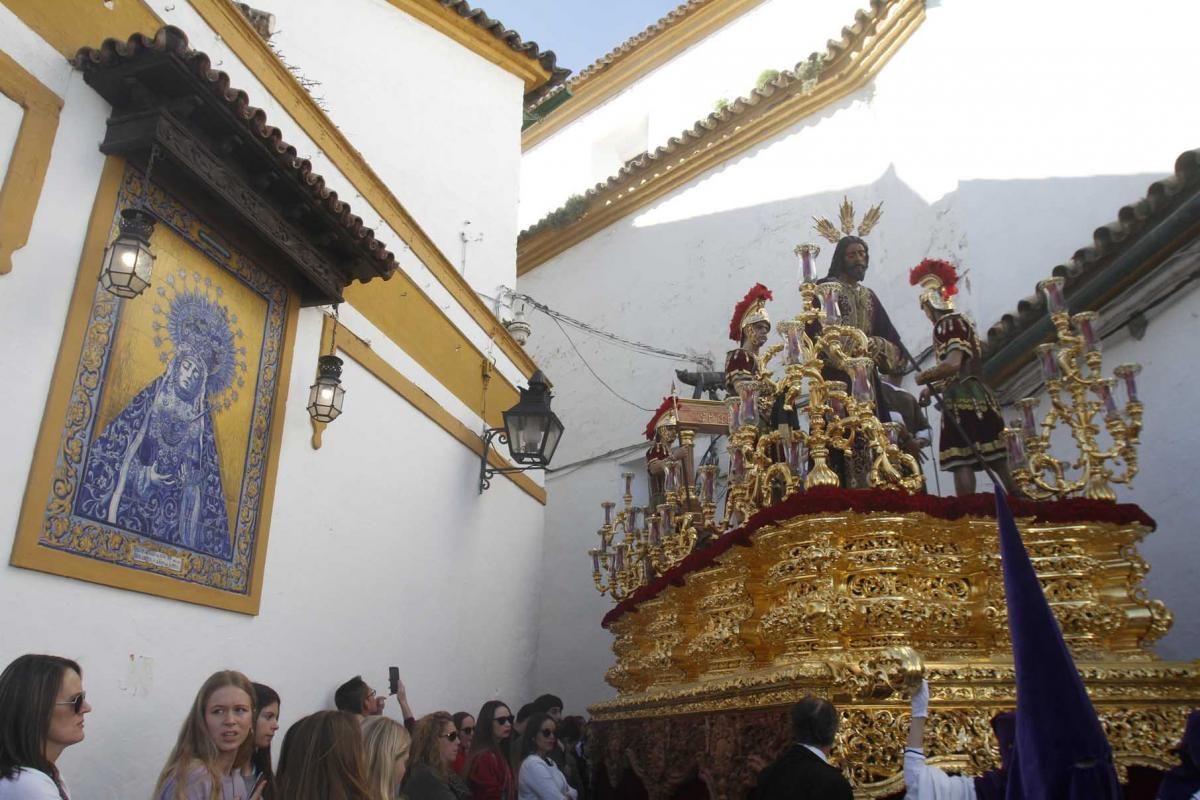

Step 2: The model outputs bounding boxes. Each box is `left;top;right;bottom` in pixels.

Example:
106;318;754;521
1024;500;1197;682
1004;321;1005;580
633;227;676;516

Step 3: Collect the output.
500;370;564;466
307;354;346;423
99;208;157;299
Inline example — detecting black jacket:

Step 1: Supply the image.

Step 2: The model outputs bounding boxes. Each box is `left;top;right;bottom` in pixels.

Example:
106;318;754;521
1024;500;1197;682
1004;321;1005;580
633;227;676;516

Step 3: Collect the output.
752;745;853;800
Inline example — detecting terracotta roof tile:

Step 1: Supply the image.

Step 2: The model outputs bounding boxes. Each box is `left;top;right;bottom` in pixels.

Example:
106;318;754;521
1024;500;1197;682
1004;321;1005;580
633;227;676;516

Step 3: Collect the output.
73;26;398;284
981;148;1200;358
438;0;569;94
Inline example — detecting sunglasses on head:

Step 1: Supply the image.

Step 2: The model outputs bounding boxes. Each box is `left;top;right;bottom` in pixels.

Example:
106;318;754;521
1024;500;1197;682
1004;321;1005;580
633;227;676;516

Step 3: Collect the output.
461;726;475;735
441;730;460;742
494;715;515;726
56;692;86;714
538;728;556;738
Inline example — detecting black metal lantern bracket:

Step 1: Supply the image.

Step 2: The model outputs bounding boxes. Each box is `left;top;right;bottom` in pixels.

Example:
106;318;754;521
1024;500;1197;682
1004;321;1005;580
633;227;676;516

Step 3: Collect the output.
478;427;545;493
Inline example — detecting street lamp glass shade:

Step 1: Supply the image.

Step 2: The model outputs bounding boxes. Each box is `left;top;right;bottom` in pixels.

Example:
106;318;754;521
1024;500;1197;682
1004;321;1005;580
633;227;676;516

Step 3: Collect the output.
307;354;346;423
501;370;564;466
100;208;157;299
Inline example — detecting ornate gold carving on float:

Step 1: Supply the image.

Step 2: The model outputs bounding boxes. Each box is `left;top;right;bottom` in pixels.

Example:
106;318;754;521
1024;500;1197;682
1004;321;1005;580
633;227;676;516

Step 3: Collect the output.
587;509;1195;797
1002;276;1144;502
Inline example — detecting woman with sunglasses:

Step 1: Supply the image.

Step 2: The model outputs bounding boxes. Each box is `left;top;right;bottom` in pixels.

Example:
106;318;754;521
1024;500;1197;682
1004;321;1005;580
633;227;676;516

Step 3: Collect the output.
243;683;280;799
0;654;91;800
405;712;471;800
517;714;575;800
450;712;474;775
152;670;256;800
466;701;516;800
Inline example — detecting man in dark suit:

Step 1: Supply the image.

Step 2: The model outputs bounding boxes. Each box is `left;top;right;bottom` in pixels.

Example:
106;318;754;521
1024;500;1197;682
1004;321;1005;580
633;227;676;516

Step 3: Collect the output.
753;696;854;800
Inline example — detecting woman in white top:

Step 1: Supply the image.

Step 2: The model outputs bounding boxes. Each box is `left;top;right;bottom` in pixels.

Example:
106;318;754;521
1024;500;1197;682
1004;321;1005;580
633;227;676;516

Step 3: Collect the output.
0;654;92;800
517;714;576;800
152;670;256;800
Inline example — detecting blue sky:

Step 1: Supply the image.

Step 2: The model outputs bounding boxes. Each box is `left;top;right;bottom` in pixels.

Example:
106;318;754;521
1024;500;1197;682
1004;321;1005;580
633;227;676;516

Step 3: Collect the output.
474;0;688;74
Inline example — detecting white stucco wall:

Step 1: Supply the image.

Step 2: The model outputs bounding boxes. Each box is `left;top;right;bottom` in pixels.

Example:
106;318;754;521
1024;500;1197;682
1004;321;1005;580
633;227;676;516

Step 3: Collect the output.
0;4;544;798
520;0;1200;707
247;0;527;296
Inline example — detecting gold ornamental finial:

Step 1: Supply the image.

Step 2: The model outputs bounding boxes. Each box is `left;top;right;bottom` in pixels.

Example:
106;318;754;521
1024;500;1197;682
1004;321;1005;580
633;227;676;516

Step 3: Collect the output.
813;195;884;243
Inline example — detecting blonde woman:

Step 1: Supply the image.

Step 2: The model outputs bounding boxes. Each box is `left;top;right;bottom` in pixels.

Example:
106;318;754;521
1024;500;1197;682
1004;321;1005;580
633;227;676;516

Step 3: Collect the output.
362;716;411;800
152;671;256;800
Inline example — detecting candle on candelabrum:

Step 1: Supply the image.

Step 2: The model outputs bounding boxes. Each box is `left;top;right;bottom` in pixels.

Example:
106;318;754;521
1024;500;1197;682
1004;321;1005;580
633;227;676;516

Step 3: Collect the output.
737;381;759;427
795;243;820;285
818;283;844;323
663;460;678;495
700;465;717;504
848;358;873;403
1114;363;1142;403
726;396;742;433
786;437;806;477
622;471;634;498
590;549;601;573
1018;398;1039;436
1073;311;1102;354
1038;276;1068;314
1004;422;1028;470
1036;343;1061;382
1095;378;1120;419
602;501;614;527
780;320;802;365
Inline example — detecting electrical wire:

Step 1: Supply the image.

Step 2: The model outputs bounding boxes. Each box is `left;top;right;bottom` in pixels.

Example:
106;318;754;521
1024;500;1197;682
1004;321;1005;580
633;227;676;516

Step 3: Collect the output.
550;316;657;412
513;292;713;368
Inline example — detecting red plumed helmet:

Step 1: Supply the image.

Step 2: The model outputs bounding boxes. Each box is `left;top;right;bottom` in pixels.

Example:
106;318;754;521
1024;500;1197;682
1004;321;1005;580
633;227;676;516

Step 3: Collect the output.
644;396;678;440
728;283;774;342
910;259;959;311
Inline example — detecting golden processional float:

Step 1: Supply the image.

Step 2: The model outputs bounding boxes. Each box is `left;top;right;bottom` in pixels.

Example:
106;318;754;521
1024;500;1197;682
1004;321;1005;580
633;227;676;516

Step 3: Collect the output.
582;205;1198;800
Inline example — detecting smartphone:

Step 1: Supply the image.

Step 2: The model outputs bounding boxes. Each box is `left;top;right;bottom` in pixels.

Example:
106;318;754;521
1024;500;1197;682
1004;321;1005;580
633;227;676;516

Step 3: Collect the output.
388;666;400;696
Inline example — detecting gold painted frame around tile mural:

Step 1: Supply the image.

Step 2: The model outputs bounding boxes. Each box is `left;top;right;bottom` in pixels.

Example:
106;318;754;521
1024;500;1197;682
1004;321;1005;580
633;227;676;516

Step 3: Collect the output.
11;157;298;614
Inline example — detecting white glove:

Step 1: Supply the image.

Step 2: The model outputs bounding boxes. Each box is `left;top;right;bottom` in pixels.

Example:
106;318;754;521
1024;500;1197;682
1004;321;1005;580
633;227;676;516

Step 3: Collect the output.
911;679;930;719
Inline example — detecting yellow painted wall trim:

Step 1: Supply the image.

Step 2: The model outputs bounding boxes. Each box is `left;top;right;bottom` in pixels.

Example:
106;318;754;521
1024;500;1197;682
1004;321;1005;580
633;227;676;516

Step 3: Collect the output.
185;0;541;383
381;0;552;92
517;0;925;274
0;48;63;275
522;0;767;151
344;273;519;431
311;315;547;505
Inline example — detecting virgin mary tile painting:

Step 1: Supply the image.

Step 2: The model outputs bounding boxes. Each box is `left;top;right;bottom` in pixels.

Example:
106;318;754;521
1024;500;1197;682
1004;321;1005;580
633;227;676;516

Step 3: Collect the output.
12;165;295;613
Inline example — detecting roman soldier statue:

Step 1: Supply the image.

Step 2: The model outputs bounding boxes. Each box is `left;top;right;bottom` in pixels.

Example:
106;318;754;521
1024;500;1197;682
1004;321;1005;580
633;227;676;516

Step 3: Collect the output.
909;258;1020;497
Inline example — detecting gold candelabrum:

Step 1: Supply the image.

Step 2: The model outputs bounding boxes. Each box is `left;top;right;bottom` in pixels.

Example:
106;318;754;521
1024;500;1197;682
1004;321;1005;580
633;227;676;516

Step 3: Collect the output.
589;455;719;600
1001;277;1143;502
732;244;922;501
588;245;926;599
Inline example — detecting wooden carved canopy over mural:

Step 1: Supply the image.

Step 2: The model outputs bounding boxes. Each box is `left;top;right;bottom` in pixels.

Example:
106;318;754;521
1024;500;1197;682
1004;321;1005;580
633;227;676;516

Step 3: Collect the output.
73;26;397;306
